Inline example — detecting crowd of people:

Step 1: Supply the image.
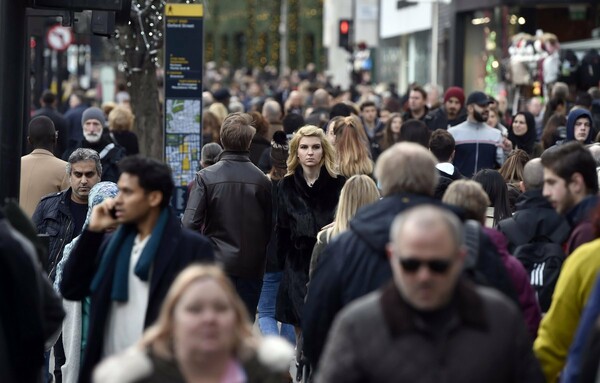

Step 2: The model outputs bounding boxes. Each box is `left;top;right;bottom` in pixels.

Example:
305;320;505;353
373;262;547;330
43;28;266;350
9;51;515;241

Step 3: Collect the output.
7;69;600;383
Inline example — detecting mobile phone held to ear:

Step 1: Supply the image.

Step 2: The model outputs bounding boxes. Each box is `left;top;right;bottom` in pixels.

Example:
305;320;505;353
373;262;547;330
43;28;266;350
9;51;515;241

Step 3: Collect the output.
109;206;118;219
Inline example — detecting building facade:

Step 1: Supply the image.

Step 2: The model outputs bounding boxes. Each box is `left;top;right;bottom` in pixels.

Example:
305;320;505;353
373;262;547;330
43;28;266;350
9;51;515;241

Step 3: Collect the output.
450;0;600;94
204;0;325;74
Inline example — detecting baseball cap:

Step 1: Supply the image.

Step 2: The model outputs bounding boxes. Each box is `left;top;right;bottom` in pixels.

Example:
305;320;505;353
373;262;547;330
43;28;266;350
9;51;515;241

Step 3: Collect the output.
466;91;492;106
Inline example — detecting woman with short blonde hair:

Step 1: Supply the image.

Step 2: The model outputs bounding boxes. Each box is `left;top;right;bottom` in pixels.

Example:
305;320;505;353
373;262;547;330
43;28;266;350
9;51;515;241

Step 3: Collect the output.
442;180;490;223
208;102;229;124
108;106;134;132
108;106;139;155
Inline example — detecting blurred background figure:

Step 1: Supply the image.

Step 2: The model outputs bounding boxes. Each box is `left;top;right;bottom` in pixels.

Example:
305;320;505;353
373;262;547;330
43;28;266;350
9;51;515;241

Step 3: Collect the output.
473;169;513;227
20;116;70;217
499;149;530;209
508;111;540;157
108;106;139;156
377;113;402;153
32;90;68;157
202;111;222;147
258;131;295;345
331;115;374;178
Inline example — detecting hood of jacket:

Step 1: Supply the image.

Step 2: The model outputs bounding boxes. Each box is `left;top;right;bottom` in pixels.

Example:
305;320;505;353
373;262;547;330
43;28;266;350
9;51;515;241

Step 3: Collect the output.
567;194;600;226
565;108;593;144
349;193;461;253
515;189;553;211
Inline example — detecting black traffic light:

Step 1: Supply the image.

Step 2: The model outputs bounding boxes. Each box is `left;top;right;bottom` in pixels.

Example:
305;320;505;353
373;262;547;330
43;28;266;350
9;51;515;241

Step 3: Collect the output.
338;19;353;52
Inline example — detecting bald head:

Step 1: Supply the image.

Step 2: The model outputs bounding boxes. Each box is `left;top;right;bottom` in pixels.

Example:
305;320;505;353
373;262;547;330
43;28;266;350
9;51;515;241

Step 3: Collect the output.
588;144;600;167
522;158;544;191
262;100;282;122
313;89;330;108
28;116;56;149
388;205;465;310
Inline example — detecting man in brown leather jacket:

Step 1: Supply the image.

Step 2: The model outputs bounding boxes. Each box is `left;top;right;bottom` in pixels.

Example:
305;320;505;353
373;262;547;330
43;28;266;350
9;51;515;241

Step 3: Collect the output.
183;112;272;319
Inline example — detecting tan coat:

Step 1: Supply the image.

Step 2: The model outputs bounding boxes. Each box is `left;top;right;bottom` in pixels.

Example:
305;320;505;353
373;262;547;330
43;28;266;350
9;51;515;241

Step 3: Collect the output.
20;149;69;216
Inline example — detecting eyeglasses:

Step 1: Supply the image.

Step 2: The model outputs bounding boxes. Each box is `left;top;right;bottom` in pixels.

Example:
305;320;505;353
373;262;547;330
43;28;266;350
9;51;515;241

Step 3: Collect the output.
398;258;453;274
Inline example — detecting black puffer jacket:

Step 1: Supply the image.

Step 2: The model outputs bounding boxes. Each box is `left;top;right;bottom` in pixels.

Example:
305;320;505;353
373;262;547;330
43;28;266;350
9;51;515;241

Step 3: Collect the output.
497;189;571;253
32;189;74;276
182;151;272;279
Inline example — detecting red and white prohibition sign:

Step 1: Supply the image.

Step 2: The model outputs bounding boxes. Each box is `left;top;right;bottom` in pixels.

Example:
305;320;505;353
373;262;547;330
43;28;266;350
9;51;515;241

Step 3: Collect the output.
46;25;73;52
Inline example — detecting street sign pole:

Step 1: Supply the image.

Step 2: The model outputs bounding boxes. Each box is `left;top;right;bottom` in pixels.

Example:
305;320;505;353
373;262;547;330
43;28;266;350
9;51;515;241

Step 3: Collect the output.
163;3;204;215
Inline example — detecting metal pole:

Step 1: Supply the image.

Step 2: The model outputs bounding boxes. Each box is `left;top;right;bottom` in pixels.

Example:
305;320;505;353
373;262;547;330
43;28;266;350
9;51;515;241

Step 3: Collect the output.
431;0;439;85
0;0;26;205
279;0;288;76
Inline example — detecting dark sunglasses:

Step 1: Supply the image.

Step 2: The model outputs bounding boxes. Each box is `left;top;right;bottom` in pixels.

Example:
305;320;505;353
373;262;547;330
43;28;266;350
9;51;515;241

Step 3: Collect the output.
399;258;453;274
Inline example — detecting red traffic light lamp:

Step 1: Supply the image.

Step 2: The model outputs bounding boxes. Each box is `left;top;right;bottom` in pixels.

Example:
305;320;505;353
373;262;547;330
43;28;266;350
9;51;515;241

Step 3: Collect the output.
338;19;353;52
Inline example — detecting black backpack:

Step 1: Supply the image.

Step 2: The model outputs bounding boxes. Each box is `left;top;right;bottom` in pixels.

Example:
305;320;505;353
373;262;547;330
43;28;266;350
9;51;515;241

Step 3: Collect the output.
498;218;571;312
512;242;565;312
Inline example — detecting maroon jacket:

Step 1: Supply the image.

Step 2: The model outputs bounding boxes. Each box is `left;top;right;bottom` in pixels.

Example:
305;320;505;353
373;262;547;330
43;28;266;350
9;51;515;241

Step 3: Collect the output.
483;227;541;338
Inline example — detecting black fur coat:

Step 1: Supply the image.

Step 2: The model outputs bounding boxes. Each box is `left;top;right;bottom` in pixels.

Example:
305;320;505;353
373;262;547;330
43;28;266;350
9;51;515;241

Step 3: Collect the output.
275;166;345;325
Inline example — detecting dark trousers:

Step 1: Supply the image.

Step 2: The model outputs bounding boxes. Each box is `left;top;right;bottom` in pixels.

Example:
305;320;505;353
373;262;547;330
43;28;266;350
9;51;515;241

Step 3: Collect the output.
53;335;65;383
229;276;263;321
43;334;65;383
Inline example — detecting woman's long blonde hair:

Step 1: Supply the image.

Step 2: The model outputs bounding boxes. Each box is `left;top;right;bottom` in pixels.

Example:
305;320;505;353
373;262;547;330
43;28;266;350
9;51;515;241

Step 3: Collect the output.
331;175;380;236
139;265;255;360
334;116;374;177
287;125;337;177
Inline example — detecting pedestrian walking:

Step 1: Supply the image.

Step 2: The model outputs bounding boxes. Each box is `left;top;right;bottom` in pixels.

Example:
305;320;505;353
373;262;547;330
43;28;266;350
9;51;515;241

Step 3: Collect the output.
183;112;272;319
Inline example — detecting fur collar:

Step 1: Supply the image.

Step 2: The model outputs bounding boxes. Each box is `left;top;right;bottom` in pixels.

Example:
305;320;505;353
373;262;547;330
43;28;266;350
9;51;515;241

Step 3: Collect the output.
93;336;294;383
379;279;488;338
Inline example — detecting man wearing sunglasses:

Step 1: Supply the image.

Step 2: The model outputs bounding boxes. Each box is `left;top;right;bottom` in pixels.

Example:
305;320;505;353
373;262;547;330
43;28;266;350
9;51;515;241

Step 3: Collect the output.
316;205;544;383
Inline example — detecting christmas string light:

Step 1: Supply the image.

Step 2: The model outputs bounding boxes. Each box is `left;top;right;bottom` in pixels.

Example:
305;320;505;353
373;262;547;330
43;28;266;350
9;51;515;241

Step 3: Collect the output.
115;0;198;77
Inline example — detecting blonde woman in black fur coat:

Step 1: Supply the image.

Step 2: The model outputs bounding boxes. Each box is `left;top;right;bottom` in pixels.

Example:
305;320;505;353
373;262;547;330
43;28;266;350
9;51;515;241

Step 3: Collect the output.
275;125;345;334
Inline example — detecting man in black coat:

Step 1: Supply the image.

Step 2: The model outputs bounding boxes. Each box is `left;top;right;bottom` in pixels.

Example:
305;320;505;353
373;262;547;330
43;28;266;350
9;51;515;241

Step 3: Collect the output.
303;142;452;369
32;90;68;157
497;158;570;253
426;86;468;131
63;92;88;151
33;148;102;277
61;156;214;383
183;112;272;319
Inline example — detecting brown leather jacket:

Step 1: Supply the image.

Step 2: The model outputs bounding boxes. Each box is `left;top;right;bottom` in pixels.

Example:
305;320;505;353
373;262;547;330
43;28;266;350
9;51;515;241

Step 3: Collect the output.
182;151;272;279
